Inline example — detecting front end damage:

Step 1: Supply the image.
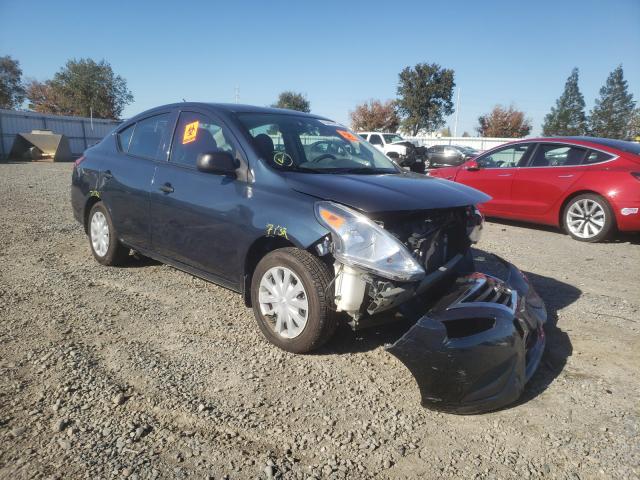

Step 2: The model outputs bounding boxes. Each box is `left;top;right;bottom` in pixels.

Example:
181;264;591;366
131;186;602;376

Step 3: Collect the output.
386;255;546;414
319;204;546;414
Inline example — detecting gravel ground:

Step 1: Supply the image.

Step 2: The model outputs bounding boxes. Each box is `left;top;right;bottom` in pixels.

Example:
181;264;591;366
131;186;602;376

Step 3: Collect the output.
1;162;638;480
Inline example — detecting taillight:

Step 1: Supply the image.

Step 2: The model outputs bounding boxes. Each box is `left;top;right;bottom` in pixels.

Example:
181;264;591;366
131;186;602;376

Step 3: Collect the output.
631;172;640;181
74;155;86;167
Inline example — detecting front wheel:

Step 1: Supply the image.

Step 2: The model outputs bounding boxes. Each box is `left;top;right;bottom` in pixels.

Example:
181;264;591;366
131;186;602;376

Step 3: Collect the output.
563;194;615;242
250;248;337;353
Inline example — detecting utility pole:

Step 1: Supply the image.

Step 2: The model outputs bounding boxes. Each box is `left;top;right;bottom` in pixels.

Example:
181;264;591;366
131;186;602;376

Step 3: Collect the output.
234;85;240;104
453;87;461;137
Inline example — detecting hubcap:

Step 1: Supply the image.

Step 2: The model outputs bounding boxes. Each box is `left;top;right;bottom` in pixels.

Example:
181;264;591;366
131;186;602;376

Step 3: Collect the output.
566;199;605;239
258;267;309;339
90;211;110;257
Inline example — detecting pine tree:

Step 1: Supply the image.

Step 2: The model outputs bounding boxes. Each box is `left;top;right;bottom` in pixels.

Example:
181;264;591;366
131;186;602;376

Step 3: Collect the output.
542;68;587;136
589;65;636;139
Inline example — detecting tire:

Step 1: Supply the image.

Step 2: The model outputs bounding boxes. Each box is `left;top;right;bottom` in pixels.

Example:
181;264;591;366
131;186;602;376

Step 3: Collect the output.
250;247;337;353
563;193;615;242
87;202;129;265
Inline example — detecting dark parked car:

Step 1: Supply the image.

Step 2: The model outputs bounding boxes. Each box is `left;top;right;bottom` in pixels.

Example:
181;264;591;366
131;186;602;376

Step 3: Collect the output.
426;144;480;168
71;103;546;413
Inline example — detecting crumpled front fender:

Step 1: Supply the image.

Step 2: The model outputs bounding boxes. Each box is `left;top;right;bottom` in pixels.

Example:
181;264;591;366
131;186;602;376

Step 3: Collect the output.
387;253;546;414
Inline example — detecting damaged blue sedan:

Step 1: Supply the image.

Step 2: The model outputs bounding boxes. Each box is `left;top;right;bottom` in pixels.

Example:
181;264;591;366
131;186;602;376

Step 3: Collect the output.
71;103;546;414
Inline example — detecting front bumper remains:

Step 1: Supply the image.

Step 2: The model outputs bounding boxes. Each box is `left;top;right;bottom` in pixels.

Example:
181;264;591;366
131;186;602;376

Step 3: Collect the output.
387;253;546;414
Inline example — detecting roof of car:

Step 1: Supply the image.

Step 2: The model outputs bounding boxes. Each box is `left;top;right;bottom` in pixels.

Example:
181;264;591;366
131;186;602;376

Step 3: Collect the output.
508;136;640;153
129;102;330;121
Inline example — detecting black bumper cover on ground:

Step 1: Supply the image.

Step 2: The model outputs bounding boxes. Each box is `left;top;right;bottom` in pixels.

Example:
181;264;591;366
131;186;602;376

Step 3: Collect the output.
387;253;547;414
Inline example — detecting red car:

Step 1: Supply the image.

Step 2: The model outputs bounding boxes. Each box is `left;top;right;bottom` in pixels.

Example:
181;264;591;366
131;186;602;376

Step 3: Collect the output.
428;137;640;242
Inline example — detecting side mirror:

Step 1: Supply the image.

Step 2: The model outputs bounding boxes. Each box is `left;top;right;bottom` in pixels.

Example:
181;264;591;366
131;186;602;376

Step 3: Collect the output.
465;160;480;171
196;151;238;176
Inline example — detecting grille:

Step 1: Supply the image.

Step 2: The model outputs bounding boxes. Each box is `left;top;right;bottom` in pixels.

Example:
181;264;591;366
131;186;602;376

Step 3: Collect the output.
453;276;517;314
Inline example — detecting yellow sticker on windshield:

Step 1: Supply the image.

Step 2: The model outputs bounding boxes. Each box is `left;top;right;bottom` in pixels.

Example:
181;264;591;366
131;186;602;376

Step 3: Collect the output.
182;121;199;144
336;130;359;142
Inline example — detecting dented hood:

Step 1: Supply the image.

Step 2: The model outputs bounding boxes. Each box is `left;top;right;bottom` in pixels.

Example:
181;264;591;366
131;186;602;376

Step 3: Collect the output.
282;171;490;213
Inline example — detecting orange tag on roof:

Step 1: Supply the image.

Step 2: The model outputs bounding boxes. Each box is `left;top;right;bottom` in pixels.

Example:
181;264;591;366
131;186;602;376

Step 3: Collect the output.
182;121;199;144
336;130;359;142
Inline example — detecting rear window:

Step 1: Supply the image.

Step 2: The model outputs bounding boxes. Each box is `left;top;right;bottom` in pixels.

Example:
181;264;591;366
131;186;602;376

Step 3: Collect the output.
128;113;172;160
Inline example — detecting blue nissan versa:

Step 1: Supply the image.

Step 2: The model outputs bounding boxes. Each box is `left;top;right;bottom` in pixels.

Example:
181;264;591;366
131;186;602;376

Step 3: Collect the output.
71;103;547;413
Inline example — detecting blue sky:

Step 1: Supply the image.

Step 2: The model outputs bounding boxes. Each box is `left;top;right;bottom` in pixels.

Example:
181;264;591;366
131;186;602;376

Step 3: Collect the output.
1;0;638;135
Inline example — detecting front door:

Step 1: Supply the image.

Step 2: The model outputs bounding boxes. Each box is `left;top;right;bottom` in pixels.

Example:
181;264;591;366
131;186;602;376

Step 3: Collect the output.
456;143;534;215
149;110;249;285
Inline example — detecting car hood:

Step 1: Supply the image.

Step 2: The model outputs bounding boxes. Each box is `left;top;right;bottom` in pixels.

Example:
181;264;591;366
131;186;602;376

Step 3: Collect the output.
282;171;490;213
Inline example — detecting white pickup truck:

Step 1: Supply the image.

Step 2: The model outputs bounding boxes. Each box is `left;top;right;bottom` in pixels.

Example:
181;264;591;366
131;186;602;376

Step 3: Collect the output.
358;132;426;171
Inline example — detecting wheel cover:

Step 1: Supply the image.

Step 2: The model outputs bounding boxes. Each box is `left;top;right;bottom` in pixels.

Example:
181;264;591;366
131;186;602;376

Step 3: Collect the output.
566;199;605;239
90;211;110;257
258;266;309;339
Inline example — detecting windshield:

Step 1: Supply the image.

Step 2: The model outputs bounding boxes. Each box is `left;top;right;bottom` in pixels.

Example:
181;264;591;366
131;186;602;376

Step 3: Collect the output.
383;134;404;144
236;113;399;174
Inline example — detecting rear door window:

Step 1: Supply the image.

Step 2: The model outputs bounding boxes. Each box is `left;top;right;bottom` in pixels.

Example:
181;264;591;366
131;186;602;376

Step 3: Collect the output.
128;113;172;160
528;144;587;167
369;134;383;145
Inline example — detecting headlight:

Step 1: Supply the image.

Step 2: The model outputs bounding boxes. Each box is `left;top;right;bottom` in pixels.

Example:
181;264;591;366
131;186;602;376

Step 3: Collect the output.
467;206;484;243
315;201;425;282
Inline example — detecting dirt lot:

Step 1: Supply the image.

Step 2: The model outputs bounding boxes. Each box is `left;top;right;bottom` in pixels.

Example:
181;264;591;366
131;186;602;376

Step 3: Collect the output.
1;162;639;480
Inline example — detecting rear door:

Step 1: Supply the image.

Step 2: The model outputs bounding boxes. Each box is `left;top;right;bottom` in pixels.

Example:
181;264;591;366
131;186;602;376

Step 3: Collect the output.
149;108;248;284
100;112;173;249
455;143;534;215
510;143;588;218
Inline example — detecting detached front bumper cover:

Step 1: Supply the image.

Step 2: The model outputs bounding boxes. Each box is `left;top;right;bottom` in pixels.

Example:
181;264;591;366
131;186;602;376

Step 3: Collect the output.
387;253;546;414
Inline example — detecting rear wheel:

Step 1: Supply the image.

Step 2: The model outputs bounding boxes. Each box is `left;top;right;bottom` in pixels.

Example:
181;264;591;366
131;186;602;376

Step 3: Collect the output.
563;193;615;242
88;203;129;265
250;248;337;353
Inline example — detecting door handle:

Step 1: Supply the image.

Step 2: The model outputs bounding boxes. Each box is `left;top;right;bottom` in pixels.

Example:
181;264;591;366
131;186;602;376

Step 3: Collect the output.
159;183;174;194
497;174;512;177
103;170;113;179
557;174;574;178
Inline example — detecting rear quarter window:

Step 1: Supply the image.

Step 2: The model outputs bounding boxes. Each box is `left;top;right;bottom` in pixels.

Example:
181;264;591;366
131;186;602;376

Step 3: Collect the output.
583;150;615;165
117;124;135;152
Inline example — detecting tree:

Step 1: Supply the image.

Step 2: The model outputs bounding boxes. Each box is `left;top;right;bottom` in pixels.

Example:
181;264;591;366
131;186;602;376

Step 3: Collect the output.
462;131;470;137
349;99;399;132
0;55;26;109
396;63;455;136
25;80;66;115
26;58;133;119
272;91;310;112
589;65;636;139
440;126;451;137
542;68;587;136
629;108;640;140
477;104;532;137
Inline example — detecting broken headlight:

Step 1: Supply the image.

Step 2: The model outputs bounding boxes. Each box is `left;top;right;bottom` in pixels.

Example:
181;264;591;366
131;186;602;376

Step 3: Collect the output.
315;201;425;282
